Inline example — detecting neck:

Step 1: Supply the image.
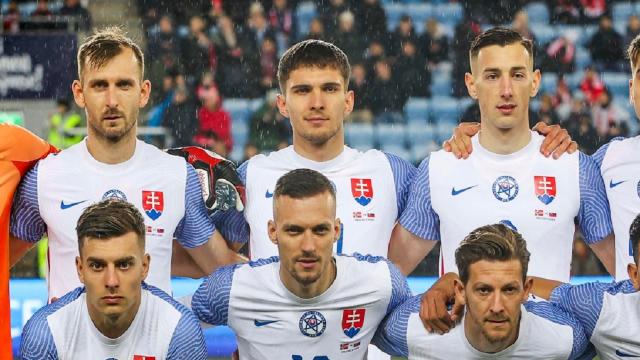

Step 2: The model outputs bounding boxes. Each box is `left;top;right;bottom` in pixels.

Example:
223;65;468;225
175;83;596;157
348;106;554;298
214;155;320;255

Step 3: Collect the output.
464;314;520;354
86;130;137;164
478;121;531;155
88;298;141;339
281;258;337;299
292;132;344;162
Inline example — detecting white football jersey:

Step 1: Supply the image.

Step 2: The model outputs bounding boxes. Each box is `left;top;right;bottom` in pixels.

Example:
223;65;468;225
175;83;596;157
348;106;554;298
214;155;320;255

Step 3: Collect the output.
551;280;640;359
374;295;589;359
20;283;206;360
593;136;640;280
191;253;412;359
399;132;612;282
220;145;415;259
11;139;215;299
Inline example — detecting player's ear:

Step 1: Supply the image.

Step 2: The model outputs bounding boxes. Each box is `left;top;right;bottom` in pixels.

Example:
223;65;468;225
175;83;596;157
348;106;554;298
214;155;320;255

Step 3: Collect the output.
630;78;635;106
628;263;640;290
142;254;150;280
453;278;466;306
276;93;289;118
465;72;477;99
333;218;341;243
530;69;541;97
522;277;533;302
268;220;278;245
76;256;84;284
139;79;151;108
72;80;85;108
344;90;354;115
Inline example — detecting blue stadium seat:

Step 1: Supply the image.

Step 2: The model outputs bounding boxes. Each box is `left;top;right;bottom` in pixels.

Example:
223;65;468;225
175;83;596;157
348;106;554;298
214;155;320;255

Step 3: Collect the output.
432;3;463;25
431;96;461;122
407;123;435;146
532;25;556;45
345;123;375;150
435;122;457;144
565;70;584;90
224;98;252;125
540;73;558;94
232;120;249;149
524;2;549;24
431;74;453;97
383;3;407;31
229;147;244;163
404;97;430;122
613;3;634;25
381;144;411;162
406;3;432;26
376;123;407;147
296;1;317;37
411;141;438;163
575;46;591;70
602;72;630;98
577;25;597;46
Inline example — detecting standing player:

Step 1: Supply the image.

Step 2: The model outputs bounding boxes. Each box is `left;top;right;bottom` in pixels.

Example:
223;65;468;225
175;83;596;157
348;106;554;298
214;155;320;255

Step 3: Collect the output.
1;124;57;360
374;224;589;359
192;169;412;359
20;200;206;359
10;27;243;301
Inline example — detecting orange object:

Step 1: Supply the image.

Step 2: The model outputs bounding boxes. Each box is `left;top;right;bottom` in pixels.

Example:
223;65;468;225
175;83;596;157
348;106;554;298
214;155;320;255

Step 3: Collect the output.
0;124;57;360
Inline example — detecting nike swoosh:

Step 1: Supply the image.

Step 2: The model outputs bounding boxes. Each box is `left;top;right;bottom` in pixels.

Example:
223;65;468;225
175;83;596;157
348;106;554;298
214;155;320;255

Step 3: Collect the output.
254;319;278;327
616;349;640;357
451;185;478;196
610;179;626;188
265;190;274;198
60;200;87;209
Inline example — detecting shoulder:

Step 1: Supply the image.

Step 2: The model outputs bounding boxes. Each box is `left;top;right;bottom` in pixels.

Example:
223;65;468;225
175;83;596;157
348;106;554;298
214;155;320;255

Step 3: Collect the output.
595;136;636;169
143;283;194;318
25;287;85;330
0;124;50;159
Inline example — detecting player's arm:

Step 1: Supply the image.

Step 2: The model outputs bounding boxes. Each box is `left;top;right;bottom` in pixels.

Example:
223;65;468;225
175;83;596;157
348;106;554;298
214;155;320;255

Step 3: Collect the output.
9;233;35;268
372;295;421;357
20;310;59;359
388;225;438;275
576;152;616;277
166;311;208;360
10;165;47;246
442;121;577;159
528;276;564;300
191;263;238;325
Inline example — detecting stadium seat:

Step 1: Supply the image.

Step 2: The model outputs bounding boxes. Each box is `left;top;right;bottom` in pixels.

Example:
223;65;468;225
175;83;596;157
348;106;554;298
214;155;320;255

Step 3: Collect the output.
381;143;411;162
376;123;407;147
345;123;375;150
540;73;558;94
406;3;432;26
431;74;453;97
407;123;435;146
432;3;463;25
430;96;461;123
404;97;430;122
565;70;584;90
613;3;634;25
224;98;252;125
532;25;555;45
411;141;439;163
232;120;249;149
435;122;457;144
575;46;591;70
524;2;549;24
602;72;630;98
577;25;597;46
383;3;407;31
295;1;317;37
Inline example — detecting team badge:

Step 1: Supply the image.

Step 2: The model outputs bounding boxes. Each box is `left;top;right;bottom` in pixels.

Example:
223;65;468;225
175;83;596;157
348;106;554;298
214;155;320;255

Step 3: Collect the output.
351;178;373;206
492;176;519;202
299;310;326;337
534;176;556;205
142;190;164;221
499;219;518;232
102;189;127;201
133;356;156;360
342;308;366;338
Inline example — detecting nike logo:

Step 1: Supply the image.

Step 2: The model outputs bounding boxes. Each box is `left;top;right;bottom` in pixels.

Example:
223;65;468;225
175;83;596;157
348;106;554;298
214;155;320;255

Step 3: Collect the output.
265;190;274;198
254;319;278;327
451;185;477;196
615;349;640;357
610;179;626;188
60;200;87;209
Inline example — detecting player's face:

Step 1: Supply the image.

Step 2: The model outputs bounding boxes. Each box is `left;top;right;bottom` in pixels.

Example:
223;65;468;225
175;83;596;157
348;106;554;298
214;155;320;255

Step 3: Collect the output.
465;43;540;131
269;192;340;292
72;48;151;143
629;59;640;120
276;66;354;147
76;232;149;322
455;259;532;351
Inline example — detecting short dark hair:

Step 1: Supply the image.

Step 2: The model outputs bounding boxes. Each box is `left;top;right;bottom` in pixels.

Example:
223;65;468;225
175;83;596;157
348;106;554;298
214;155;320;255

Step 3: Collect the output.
628;34;640;71
76;199;146;255
469;27;534;65
455;224;531;284
77;26;145;81
274;168;336;201
630;214;640;263
277;39;350;94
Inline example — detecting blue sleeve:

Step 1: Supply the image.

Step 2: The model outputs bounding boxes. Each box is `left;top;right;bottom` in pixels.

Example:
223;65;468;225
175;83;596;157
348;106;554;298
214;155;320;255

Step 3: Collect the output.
524;301;589;359
10;164;47;243
577;152;613;244
386;259;412;314
20;314;58;359
397;156;440;241
191;263;240;325
166;312;207;360
372;295;420;357
174;163;216;248
591;142;610;170
384;152;417;217
237;160;247;184
210;161;250;244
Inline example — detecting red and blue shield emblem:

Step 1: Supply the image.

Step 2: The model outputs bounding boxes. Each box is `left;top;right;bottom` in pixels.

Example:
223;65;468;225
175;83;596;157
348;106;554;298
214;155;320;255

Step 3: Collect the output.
342;309;366;338
351;178;373;206
534;176;556;205
142;190;164;220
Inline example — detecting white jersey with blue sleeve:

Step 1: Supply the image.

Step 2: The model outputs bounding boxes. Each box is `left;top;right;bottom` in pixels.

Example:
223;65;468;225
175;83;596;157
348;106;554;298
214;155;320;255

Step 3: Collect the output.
20;283;207;360
374;295;588;359
235;145;415;259
550;280;640;359
592;136;639;280
399;132;612;281
191;253;412;359
10;139;215;299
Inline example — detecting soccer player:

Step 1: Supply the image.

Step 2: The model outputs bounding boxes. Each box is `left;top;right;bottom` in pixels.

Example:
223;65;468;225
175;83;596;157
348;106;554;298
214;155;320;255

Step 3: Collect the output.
191;169;412;359
1;124;57;360
20;200;206;359
374;223;589;359
10;27;243;301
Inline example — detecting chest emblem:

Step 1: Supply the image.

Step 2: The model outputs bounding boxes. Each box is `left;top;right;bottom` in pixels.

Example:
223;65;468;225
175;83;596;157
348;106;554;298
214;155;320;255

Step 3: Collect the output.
534;176;556;205
351;178;374;206
492;176;519;202
299;310;327;337
142;190;164;221
342;308;366;338
102;189;127;201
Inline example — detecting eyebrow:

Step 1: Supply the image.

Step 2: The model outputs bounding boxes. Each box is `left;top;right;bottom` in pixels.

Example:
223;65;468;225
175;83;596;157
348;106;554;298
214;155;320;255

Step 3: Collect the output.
86;256;135;264
290;82;342;91
87;78;136;86
483;66;528;73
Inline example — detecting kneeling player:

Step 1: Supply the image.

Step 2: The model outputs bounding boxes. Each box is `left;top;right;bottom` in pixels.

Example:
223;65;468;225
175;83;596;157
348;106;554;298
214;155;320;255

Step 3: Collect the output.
374;224;589;359
20;200;206;359
191;169;411;359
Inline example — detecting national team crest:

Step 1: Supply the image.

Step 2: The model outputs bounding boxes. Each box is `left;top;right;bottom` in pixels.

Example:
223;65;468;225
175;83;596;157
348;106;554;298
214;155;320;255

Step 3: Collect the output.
351;178;373;206
534;176;556;205
299;311;327;337
142;191;164;221
492;176;519;202
342;309;366;338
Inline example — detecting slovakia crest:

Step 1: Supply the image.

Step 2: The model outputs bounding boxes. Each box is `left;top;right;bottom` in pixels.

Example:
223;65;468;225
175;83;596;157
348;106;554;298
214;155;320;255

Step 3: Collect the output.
534;176;556;205
342;309;366;338
351;178;373;206
142;190;164;221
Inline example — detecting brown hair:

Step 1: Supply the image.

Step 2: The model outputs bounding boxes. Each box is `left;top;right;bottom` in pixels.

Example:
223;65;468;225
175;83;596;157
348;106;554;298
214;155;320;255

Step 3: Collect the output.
77;26;145;81
469;27;534;67
627;34;640;71
455;223;531;284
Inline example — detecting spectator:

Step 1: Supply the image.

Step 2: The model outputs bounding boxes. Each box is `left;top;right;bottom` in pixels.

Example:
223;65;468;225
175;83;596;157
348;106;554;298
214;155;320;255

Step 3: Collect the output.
268;0;296;49
363;39;387;80
591;88;630;139
258;36;279;93
451;16;482;97
419;18;449;67
588;15;625;72
318;0;349;36
3;0;20;33
543;36;575;74
163;76;198;147
181;15;214;86
248;90;291;153
388;14;418;57
394;39;430;97
537;94;561;125
549;0;581;24
580;66;605;104
31;0;53;17
369;59;406;124
511;10;535;42
331;11;365;63
58;0;92;31
625;15;640;47
197;85;233;154
247;2;277;50
567;111;599;154
193;131;229;158
356;0;387;44
347;63;374;123
305;17;326;40
47;99;82;150
553;75;573;121
147;15;180;93
580;0;606;24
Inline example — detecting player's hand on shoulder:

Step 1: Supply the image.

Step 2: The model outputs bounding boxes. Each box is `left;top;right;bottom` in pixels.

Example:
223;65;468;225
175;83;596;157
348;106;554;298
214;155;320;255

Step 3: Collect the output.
532;121;577;159
166;146;246;213
442;122;480;159
419;272;463;334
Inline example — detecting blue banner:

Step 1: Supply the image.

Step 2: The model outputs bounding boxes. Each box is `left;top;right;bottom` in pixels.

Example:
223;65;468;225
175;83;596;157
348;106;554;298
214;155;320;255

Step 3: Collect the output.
0;34;77;99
